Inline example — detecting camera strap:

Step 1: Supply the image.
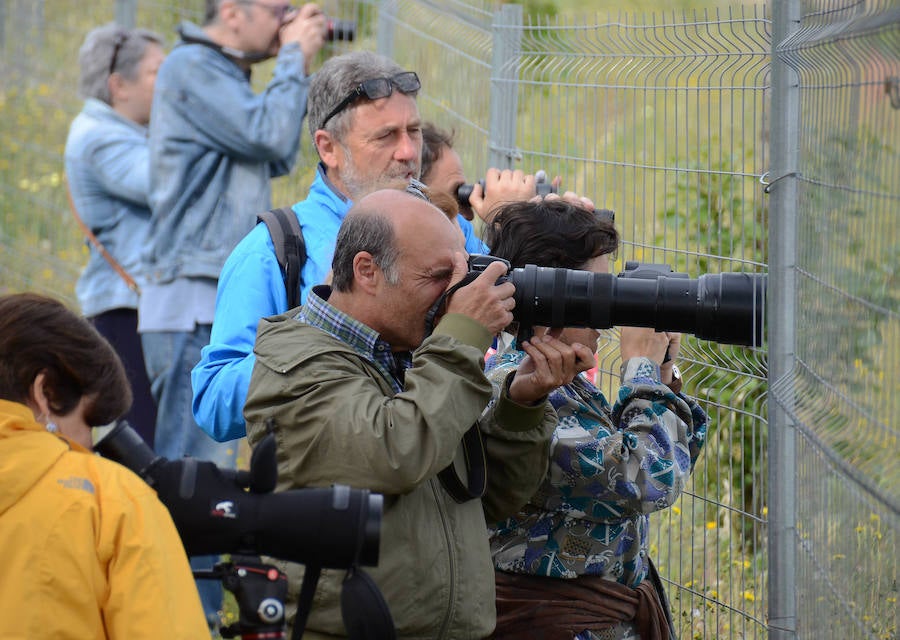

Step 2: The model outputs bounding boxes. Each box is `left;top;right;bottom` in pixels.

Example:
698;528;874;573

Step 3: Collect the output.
65;180;140;295
423;272;479;336
425;271;487;503
290;564;321;640
423;276;489;502
437;424;487;502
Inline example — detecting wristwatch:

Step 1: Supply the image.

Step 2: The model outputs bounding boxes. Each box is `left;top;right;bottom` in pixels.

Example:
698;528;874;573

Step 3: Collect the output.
666;364;683;394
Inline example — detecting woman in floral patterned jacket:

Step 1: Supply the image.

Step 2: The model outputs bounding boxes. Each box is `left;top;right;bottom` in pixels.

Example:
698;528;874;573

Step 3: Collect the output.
484;196;709;640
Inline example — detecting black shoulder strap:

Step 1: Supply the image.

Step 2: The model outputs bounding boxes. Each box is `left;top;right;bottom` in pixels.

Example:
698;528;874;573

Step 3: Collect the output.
257;207;307;310
437;425;486;503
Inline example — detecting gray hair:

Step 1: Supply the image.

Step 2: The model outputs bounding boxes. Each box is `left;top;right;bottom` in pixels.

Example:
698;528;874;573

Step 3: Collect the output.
78;23;164;104
331;207;401;292
307;51;414;145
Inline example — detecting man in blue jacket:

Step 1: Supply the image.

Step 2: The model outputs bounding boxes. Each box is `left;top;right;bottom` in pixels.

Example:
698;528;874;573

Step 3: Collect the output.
191;50;541;443
191;50;424;443
139;0;326;629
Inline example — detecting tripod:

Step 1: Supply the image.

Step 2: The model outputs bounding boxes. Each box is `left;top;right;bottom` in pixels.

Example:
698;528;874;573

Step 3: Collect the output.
195;555;288;639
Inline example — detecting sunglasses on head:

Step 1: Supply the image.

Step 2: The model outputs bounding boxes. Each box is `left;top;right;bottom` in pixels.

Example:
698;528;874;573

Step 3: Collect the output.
109;31;129;76
320;71;421;130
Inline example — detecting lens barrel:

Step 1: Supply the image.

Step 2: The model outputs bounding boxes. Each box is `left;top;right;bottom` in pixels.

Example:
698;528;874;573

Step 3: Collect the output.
96;421;383;569
455;180;559;208
508;265;766;346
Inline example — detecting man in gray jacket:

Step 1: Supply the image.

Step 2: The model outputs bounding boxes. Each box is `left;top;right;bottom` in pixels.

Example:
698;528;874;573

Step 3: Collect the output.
141;1;326;628
243;187;597;638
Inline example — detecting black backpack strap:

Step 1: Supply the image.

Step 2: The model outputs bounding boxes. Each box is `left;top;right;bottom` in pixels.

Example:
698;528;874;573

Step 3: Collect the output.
257;207;307;310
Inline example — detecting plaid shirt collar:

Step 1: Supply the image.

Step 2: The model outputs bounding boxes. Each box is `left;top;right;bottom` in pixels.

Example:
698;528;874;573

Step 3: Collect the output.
297;285;412;390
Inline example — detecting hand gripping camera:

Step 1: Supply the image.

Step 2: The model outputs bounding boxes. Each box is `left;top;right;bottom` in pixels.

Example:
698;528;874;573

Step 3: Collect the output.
466;254;767;346
454;173;615;223
95;422;393;640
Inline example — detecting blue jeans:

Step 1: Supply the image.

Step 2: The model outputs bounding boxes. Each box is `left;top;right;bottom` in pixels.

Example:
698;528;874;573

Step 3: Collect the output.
142;325;239;465
142;325;240;630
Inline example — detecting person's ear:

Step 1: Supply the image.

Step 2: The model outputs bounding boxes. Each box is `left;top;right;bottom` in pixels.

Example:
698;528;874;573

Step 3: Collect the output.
28;372;51;418
107;72;126;106
315;130;341;170
352;251;380;295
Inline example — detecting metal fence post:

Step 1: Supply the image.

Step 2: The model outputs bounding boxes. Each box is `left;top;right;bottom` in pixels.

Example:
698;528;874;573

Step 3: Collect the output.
114;0;137;28
0;0;6;49
768;1;801;638
488;4;522;170
376;0;397;60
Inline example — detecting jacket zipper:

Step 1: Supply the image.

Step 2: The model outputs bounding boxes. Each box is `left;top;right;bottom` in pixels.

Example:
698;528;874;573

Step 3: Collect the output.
432;477;456;639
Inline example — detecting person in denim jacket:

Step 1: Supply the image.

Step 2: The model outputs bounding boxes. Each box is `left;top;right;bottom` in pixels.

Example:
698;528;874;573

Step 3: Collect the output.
64;23;165;444
139;0;326;630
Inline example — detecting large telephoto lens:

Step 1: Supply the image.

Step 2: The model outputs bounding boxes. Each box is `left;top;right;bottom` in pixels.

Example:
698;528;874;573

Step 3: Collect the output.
254;486;383;569
508;265;766;346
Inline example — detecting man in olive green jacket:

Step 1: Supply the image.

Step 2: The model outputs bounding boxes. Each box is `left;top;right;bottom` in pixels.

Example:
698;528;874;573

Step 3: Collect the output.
243;188;597;638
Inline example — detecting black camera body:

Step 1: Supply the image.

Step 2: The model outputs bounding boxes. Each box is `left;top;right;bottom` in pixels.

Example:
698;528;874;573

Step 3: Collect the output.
455;182;615;223
455;180;557;208
326;18;356;42
466;254;766;346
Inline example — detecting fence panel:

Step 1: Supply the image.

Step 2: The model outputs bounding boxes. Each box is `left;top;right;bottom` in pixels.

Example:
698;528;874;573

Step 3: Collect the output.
505;8;772;638
769;1;900;638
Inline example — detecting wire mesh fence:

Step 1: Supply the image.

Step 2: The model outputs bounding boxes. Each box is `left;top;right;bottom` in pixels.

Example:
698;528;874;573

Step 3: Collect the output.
0;1;896;638
767;1;899;638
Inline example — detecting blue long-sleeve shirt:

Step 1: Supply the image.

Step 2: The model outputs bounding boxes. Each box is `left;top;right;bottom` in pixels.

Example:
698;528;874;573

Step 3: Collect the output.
191;166;350;441
459;216;488;255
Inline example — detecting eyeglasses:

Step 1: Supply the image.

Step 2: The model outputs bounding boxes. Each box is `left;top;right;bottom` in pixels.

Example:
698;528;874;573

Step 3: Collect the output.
109;31;129;76
320;71;421;130
242;1;296;22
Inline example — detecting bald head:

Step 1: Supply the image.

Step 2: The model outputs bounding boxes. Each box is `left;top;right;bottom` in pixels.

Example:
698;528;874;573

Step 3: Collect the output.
331;189;458;292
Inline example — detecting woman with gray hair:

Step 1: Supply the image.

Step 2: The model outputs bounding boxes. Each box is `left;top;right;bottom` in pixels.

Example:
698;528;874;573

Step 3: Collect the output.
64;23;164;445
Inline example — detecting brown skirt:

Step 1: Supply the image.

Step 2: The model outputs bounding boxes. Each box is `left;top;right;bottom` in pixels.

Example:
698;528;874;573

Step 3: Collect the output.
492;571;671;640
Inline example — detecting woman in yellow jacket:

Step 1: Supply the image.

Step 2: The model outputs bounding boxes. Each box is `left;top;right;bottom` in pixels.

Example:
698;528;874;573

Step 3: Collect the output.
0;292;209;639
